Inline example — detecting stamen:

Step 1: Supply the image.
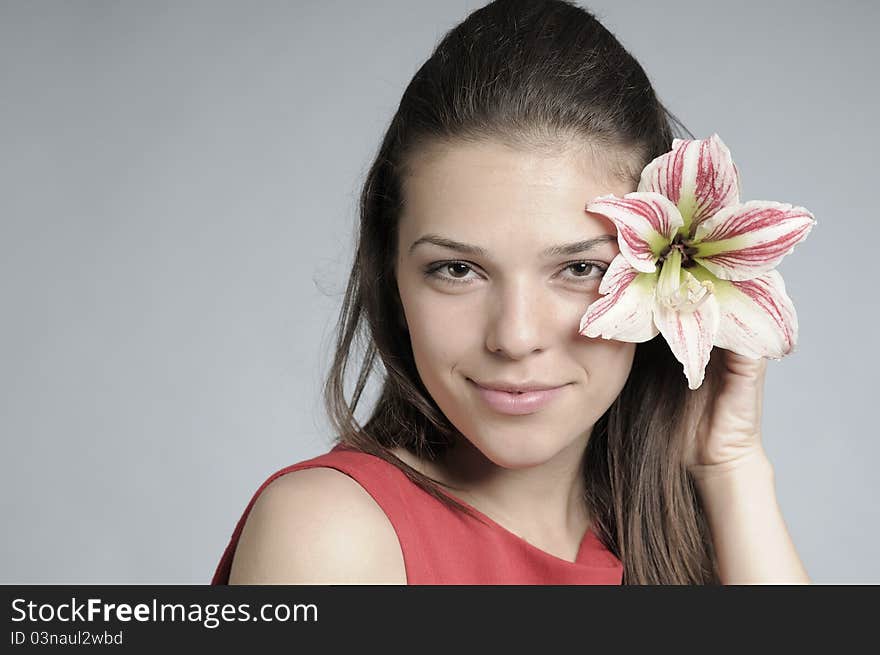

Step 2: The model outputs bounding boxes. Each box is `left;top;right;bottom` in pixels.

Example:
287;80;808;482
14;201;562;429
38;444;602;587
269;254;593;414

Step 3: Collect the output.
677;279;715;314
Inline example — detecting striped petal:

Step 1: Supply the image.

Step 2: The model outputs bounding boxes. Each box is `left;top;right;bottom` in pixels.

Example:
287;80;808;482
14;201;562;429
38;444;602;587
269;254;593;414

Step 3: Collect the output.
691;267;799;359
653;292;721;390
691;200;816;281
578;254;659;342
586;192;683;274
638;133;741;237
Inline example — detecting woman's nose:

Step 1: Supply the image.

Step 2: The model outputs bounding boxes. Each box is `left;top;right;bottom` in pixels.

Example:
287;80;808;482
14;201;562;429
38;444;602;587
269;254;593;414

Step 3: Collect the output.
484;280;555;359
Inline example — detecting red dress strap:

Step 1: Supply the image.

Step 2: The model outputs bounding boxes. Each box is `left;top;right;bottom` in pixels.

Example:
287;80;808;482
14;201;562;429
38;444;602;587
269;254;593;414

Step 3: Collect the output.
211;443;432;584
211;444;624;585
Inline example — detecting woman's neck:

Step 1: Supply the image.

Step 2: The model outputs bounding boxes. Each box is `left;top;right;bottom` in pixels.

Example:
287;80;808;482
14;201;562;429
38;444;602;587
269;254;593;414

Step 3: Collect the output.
390;436;591;556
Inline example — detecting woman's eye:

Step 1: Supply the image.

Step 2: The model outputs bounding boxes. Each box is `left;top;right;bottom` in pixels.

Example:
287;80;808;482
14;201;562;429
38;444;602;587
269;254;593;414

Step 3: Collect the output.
425;262;477;285
424;260;607;286
564;261;607;280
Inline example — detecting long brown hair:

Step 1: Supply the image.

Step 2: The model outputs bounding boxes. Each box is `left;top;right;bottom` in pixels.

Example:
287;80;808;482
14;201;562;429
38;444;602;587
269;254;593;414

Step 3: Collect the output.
321;0;723;584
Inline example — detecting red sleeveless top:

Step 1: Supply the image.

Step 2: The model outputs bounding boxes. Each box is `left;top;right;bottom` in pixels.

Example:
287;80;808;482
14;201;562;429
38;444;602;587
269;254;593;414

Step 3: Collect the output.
211;444;624;585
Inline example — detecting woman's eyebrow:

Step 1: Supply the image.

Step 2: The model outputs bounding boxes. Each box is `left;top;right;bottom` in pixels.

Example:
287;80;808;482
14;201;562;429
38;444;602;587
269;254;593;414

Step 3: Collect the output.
408;233;617;257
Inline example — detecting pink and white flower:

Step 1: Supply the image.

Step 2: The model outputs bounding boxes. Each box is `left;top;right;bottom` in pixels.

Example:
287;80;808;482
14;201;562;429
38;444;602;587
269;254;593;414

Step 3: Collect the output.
579;133;815;390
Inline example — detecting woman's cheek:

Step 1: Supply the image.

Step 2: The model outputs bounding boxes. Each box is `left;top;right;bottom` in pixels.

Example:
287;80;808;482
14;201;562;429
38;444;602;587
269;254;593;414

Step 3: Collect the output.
581;339;637;389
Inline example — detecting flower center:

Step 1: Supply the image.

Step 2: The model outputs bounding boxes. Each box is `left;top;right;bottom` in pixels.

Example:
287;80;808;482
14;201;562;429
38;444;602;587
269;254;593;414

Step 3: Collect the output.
658;233;699;269
656;248;715;314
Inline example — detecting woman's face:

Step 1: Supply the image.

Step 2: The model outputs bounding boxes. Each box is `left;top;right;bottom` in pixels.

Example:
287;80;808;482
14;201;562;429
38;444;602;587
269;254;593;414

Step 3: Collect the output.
394;139;638;469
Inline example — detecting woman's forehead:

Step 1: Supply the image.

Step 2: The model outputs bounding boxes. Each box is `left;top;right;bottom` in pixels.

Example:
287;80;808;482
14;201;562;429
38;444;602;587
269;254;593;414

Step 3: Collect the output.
404;139;619;192
400;140;628;238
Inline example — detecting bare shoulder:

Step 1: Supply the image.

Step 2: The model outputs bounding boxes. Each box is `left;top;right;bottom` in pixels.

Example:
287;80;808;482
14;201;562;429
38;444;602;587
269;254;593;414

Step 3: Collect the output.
228;467;407;584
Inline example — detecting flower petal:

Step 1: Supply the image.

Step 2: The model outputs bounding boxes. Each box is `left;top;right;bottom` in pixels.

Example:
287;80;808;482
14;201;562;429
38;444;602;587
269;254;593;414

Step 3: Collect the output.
691;267;798;359
653;291;720;390
638;133;741;236
579;254;659;342
691;200;816;281
586;192;683;274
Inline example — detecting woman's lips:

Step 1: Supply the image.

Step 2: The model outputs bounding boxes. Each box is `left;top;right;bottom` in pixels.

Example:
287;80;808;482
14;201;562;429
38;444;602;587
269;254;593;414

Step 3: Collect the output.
468;379;569;415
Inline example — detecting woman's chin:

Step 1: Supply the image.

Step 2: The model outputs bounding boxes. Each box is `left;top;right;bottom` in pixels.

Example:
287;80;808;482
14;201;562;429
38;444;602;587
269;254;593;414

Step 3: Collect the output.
470;439;570;471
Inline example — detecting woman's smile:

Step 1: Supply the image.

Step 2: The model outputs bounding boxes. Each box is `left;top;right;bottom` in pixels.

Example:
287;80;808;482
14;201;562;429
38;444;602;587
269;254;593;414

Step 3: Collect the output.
467;377;572;416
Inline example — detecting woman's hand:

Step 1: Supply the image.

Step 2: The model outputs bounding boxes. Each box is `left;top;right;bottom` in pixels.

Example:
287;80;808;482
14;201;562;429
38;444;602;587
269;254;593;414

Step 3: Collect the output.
683;348;810;583
685;348;770;479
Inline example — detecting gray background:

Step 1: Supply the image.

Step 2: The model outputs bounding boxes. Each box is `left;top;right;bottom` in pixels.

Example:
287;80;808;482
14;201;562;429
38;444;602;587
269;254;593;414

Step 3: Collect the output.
2;0;877;584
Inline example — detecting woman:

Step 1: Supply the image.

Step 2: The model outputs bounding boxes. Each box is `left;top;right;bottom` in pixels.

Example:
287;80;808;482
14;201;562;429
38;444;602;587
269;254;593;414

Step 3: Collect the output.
212;0;810;585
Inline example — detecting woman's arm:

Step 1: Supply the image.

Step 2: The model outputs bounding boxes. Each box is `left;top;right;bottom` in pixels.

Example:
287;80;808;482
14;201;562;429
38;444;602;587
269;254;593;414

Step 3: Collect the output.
691;448;811;584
